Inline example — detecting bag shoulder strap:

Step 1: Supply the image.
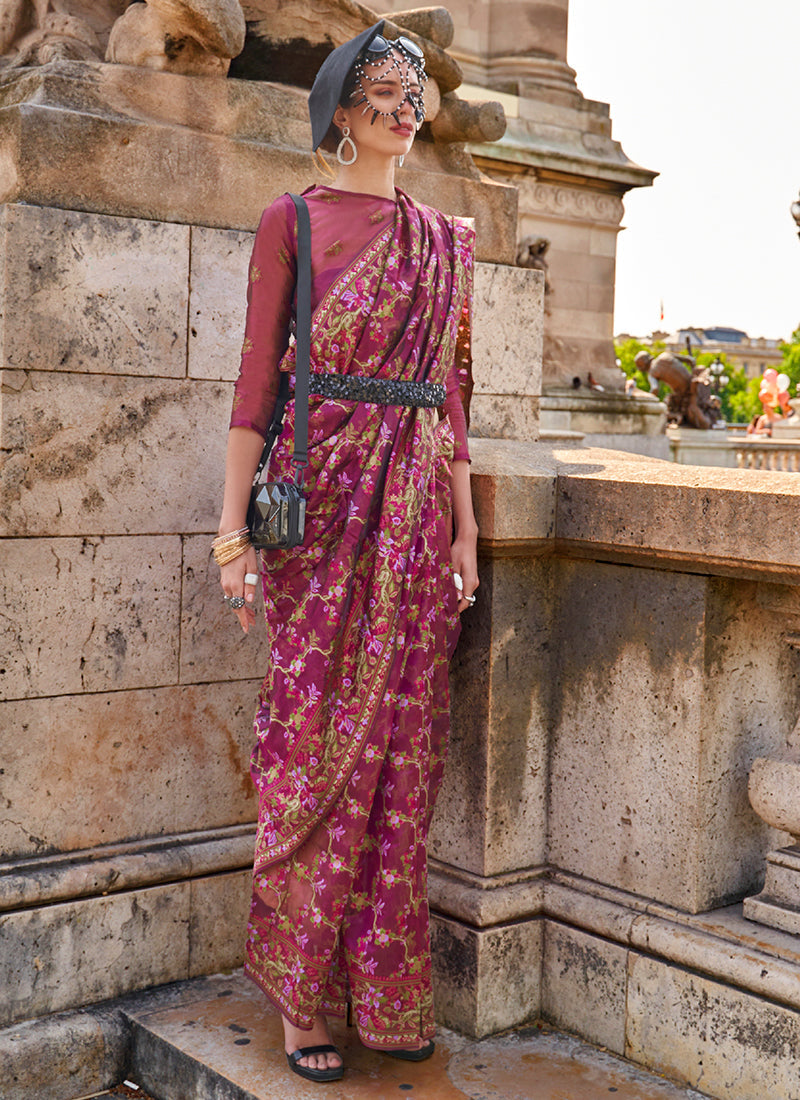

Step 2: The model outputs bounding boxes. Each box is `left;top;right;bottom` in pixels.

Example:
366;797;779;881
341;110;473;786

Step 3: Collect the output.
289;193;311;473
251;193;311;484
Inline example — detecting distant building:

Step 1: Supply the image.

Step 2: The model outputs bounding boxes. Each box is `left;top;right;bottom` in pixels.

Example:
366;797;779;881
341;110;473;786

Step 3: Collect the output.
617;327;785;379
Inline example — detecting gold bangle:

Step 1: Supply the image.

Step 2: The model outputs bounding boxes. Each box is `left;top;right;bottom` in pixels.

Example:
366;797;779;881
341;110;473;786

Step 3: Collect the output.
214;547;248;567
213;537;252;566
212;526;249;548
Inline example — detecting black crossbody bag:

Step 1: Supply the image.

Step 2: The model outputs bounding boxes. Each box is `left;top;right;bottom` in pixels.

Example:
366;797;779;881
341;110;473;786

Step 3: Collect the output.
246;194;311;549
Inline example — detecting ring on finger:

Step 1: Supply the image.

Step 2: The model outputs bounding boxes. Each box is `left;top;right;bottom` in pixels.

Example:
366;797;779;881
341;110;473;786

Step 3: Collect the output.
244;573;259;586
223;595;246;610
463;593;476;605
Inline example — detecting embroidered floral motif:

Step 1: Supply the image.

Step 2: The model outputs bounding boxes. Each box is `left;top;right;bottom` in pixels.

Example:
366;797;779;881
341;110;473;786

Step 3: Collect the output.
325;240;344;257
250;264;262;283
241;336;253;355
369;210;385;224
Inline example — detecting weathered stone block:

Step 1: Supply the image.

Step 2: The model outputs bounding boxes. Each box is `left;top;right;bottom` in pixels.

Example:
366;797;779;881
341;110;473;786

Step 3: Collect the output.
0;370;230;537
189;870;251;978
188;225;251;382
626;953;800;1098
469;438;556;547
0;1006;127;1100
0;883;191;1027
541;922;627;1054
472;262;543;398
548;562;800;912
432;555;552;878
0;204;188;377
1;682;258;860
181;535;268;685
548;561;707;910
431;912;541;1037
0;536;180;701
470;394;540;441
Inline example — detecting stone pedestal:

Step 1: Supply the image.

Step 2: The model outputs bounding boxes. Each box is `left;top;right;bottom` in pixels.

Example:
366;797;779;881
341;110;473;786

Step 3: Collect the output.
744;757;800;934
743;847;800;934
541;388;667;442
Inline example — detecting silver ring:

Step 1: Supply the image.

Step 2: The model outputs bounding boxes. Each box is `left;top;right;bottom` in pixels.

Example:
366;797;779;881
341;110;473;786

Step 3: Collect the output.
453;572;464;591
244;573;259;586
464;594;476;605
223;595;246;610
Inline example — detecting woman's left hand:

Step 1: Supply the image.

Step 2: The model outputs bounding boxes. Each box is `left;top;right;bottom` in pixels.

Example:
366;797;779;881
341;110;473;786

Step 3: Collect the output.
450;530;479;614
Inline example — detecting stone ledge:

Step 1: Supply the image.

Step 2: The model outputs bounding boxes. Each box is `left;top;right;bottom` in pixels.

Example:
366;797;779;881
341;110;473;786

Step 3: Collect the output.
431;863;800;1016
428;859;546;926
0;825;256;912
468;439;800;581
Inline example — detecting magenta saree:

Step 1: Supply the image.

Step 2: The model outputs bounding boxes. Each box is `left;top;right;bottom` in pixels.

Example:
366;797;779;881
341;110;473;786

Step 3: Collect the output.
232;186;474;1049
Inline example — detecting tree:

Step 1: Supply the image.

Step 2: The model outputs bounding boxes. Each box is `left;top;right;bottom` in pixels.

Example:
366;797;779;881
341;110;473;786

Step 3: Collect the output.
614;337;667;397
779;325;800;389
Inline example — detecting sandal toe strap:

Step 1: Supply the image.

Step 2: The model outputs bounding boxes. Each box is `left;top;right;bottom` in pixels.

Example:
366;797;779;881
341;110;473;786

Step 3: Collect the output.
289;1044;340;1064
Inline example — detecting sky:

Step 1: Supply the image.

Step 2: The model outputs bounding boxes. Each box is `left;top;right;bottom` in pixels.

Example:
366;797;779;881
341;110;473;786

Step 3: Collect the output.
566;0;800;342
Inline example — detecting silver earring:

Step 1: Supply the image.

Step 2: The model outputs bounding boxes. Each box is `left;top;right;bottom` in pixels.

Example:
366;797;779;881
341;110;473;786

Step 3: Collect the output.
398;154;405;168
336;126;358;166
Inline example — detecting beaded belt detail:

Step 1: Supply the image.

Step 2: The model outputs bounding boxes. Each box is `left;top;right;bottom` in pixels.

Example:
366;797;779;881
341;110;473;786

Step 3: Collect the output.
310;372;446;408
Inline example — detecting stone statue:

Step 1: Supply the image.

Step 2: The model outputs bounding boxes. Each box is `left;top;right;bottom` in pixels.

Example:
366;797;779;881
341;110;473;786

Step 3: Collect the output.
635;350;721;429
0;0;246;74
107;1;246;76
516;234;551;305
0;1;127;64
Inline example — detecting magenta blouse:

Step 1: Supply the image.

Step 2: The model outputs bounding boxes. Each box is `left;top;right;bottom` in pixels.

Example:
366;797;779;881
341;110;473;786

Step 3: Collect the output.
230;186;470;462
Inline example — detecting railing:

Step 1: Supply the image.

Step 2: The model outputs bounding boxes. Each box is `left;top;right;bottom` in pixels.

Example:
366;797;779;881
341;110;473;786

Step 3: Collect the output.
735;439;800;470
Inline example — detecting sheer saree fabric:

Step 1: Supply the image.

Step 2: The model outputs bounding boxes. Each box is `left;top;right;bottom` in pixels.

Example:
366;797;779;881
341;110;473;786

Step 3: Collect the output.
237;186;474;1049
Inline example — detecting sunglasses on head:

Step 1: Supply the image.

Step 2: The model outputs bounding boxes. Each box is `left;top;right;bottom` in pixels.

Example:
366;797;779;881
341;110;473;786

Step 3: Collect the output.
364;34;425;63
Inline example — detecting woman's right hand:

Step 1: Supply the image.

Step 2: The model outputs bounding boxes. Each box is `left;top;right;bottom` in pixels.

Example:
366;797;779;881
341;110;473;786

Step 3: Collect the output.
219;545;260;634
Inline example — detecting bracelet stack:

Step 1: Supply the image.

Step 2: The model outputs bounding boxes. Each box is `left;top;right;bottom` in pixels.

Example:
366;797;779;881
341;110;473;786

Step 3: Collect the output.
212;526;251;566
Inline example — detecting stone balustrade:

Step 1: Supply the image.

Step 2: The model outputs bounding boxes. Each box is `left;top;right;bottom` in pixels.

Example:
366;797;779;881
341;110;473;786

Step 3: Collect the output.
735;439;800;471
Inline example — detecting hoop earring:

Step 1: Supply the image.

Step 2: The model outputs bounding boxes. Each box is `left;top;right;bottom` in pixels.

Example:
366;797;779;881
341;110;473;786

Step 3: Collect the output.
336;126;358;166
397;154;405;168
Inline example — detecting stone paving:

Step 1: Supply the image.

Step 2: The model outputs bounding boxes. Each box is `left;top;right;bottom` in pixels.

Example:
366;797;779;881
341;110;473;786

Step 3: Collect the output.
113;973;708;1100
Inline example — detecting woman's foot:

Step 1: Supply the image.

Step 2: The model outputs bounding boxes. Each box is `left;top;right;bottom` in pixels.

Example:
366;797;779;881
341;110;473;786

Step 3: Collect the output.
283;1013;343;1073
385;1038;435;1062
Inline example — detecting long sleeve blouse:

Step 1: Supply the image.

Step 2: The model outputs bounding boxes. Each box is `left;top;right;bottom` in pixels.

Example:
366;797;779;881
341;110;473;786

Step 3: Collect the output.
230;186;470;462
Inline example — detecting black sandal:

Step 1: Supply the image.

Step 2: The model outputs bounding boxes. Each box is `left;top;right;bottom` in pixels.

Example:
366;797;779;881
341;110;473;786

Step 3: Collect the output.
385;1040;435;1062
286;1044;344;1082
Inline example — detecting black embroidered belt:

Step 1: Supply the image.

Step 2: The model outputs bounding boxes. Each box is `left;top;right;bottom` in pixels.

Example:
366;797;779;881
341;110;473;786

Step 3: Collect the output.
309;373;445;408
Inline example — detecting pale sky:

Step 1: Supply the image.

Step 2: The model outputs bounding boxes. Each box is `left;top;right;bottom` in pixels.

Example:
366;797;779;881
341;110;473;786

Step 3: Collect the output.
567;0;800;342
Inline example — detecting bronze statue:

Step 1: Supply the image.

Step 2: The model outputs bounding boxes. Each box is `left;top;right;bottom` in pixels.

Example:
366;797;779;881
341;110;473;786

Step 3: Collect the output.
635;350;721;429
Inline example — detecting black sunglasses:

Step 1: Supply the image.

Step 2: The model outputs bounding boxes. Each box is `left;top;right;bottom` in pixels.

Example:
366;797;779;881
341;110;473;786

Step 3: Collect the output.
365;35;425;62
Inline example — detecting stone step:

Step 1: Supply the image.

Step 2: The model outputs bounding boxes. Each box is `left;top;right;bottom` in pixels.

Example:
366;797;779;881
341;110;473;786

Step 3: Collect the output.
122;972;709;1100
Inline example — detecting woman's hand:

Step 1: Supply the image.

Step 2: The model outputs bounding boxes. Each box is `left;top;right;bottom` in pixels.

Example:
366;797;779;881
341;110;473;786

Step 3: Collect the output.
450;530;478;613
450;458;479;614
220;545;260;634
216;427;266;634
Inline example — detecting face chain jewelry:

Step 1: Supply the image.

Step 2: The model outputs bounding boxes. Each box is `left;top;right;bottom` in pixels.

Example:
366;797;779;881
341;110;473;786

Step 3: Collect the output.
350;35;427;129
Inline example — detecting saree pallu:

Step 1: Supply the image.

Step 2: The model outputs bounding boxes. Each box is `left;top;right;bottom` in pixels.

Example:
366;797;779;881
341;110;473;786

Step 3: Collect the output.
245;191;474;1048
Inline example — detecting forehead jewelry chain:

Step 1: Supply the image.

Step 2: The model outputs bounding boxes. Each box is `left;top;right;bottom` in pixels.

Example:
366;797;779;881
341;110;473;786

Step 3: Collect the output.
351;44;427;128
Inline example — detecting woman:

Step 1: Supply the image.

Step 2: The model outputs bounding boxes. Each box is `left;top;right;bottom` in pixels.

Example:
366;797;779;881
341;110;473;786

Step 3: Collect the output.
215;21;479;1083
